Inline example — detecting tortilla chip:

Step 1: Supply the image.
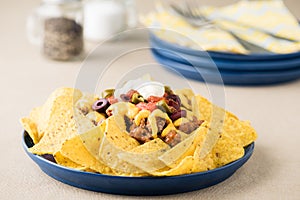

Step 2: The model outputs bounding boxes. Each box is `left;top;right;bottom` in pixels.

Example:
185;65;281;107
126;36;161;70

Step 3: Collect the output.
99;116;145;174
54;151;85;169
192;95;238;122
199;113;224;159
20;118;40;144
211;133;245;167
110;170;148;177
152;156;194;176
191;124;219;171
148;109;172;138
106;102;139;132
29;90;94;155
159;125;208;168
192;151;216;173
103;116;140;150
188;95;226;159
82;168;98;173
161;123;176;137
134;109;150;126
60;133;112;174
175;88;195;97
75;93;99;113
193;131;245;172
192;95;256;158
222;119;257;147
86;111;106;125
37;88;83;134
175;88;194;110
181;107;196;121
78;125;105;159
118;138;170;173
28;106;44;139
29;106;42;125
177;130;190;141
173;117;189;127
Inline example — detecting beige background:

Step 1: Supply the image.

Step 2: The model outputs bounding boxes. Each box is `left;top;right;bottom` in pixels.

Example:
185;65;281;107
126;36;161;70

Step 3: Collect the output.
1;0;300;199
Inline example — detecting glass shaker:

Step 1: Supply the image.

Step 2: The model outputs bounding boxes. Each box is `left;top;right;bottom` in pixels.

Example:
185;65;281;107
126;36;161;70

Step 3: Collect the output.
27;0;84;61
83;0;137;42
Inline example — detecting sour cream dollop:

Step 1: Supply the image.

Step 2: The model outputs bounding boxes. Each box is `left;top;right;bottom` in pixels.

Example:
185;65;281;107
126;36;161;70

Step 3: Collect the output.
114;77;165;101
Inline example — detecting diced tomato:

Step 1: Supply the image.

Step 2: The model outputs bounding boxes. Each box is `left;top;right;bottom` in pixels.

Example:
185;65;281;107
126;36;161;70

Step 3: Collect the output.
126;89;138;99
107;96;118;104
147;96;164;103
136;102;157;112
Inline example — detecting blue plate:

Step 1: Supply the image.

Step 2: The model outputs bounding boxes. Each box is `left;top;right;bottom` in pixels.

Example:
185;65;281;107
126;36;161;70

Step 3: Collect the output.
151;49;300;85
150;41;300;71
23;131;254;195
150;33;300;61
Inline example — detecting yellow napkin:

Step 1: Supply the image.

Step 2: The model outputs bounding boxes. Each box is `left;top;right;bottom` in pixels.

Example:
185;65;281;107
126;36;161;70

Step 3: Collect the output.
203;0;300;54
140;0;300;54
140;7;248;54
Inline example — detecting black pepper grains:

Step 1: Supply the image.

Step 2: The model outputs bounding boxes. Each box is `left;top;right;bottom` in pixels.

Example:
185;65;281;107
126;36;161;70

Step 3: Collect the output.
43;17;83;61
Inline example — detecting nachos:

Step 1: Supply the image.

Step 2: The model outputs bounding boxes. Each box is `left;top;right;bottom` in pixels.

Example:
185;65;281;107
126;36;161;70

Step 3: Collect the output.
21;78;257;176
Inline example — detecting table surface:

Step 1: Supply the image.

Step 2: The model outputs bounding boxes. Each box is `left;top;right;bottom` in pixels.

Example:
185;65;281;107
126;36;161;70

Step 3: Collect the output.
1;0;300;199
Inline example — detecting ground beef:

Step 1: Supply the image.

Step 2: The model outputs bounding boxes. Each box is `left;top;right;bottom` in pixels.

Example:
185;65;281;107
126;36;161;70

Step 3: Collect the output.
125;116;153;144
120;89;138;102
163;130;181;147
129;127;153;144
124;115;133;133
120;94;130;102
156;117;167;133
123;115;185;147
178;117;204;134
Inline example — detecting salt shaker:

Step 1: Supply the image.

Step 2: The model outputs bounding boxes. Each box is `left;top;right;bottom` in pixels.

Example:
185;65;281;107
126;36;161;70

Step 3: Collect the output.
84;0;137;42
27;0;84;61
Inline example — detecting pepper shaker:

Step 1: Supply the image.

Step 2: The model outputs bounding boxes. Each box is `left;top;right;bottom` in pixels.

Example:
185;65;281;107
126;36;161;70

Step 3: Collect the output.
27;0;84;61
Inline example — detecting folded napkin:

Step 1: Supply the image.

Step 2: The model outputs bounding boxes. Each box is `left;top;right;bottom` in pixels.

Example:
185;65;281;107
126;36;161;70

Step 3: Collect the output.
140;4;248;54
140;0;300;54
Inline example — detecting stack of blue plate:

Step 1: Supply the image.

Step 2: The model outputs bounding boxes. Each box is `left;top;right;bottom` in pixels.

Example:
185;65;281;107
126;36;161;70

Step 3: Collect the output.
149;33;300;85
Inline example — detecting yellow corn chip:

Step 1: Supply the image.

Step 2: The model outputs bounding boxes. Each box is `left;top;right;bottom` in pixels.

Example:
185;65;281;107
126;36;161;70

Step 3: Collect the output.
28;106;44;139
86;111;106;125
175;88;194;110
193;131;245;172
134;109;151;126
118;138;170;173
79;126;105;160
82;168;98;173
60;133;112;174
192;95;256;159
211;133;245;168
152;156;194;176
106;102;139;132
161;123;176;137
148;109;172;138
99;116;145;174
173;117;189;127
222;119;257;147
192;95;238;121
29;89;94;155
192;151;216;173
20;118;40;144
38;88;83;134
54;151;85;169
159;125;208;168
